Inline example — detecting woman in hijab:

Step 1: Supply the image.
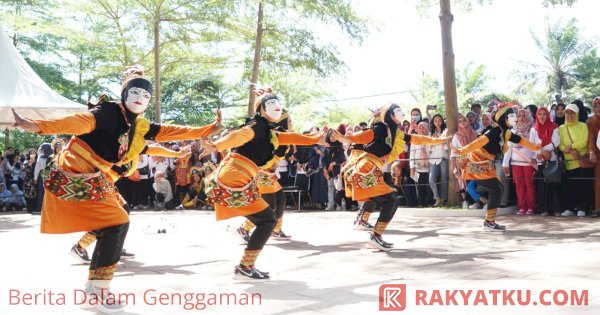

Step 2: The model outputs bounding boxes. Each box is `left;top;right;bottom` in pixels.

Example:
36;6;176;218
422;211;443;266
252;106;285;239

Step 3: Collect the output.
503;109;536;215
451;114;479;209
33;143;52;213
23;148;38;213
554;103;566;126
410;121;434;207
481;112;493;135
572;100;588;123
530;107;560;216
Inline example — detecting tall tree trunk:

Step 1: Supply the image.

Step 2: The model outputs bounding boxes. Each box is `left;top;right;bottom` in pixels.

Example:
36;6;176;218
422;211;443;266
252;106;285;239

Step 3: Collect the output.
153;17;161;123
248;0;264;117
440;0;460;205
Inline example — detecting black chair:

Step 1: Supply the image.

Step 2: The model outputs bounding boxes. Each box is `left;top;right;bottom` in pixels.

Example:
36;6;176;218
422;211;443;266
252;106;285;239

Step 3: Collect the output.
282;173;311;211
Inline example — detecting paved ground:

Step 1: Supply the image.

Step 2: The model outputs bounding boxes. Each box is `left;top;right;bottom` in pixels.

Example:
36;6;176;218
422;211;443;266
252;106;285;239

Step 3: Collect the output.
1;209;599;315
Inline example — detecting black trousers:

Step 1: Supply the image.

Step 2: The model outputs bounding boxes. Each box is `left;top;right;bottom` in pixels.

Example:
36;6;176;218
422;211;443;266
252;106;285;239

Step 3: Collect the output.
535;164;561;215
369;193;397;222
475;178;502;210
89;222;129;270
245;207;277;250
416;172;434;206
262;190;286;218
565;167;593;212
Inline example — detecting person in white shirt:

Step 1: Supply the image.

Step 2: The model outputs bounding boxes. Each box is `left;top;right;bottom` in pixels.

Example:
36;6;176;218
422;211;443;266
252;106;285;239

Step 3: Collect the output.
428;114;449;207
152;171;174;210
134;154;151;209
410;122;434;207
503;109;536;215
530;107;560;216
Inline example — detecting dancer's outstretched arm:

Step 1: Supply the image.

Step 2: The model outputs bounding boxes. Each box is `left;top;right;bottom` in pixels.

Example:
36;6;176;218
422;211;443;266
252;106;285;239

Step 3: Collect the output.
147;110;223;142
13;108;95;135
144;145;189;158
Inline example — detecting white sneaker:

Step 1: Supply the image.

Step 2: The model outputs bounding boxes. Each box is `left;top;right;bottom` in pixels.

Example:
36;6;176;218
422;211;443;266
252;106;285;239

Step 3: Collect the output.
577;211;586;217
175;204;184;210
561;210;575;217
462;201;469;209
469;203;483;209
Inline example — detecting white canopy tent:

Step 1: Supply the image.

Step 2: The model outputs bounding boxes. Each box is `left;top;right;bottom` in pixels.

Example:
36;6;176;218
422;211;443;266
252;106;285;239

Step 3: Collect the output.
0;25;85;129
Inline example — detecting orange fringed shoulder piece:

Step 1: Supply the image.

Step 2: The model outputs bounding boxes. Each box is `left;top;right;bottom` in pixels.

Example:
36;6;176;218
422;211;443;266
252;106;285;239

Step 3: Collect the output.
34;112;96;136
275;132;319;146
347;129;374;145
456;136;489;156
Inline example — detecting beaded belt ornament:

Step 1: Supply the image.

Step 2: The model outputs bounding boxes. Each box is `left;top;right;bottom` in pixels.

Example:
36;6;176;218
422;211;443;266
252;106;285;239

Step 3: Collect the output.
41;158;113;202
205;164;260;208
256;170;278;188
456;155;495;175
348;154;385;189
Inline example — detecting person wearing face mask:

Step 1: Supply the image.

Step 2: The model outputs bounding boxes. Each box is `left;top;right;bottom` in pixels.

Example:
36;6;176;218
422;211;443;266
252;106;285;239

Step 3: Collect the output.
554;103;566;126
12;65;221;313
407;108;423;134
200;86;326;280
236;112;295;243
332;103;449;251
451;102;541;231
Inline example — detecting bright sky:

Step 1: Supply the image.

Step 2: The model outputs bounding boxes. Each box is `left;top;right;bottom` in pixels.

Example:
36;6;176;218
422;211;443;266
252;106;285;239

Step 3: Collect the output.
325;0;599;110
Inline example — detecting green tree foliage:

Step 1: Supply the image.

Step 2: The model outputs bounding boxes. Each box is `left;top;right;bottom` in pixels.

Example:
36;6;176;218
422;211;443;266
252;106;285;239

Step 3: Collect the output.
1;129;54;153
161;76;241;126
515;18;590;97
410;63;492;113
570;49;600;100
250;0;367;77
410;73;445;112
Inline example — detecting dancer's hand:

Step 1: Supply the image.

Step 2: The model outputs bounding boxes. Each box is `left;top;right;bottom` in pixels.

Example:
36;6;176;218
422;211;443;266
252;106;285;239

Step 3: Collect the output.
178;146;192;158
317;127;329;147
12;109;40;133
449;143;459;154
214;109;222;126
199;138;217;159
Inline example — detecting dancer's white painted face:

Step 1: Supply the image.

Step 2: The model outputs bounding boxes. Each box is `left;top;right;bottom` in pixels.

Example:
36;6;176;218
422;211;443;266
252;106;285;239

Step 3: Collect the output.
507;113;517;128
125;87;151;114
264;98;283;121
392;108;405;124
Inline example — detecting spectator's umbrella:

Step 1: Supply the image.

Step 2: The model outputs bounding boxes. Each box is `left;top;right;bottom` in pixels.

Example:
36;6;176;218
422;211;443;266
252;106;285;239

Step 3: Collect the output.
0;25;85;129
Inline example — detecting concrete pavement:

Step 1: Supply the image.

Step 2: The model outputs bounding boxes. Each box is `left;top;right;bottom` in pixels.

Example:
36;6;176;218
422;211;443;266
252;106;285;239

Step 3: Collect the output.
1;209;599;315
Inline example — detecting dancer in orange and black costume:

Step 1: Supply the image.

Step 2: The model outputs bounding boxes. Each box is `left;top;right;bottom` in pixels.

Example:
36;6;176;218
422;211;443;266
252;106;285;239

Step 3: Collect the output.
451;102;541;231
201;87;326;280
332;103;449;251
12;65;221;313
236;112;294;243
